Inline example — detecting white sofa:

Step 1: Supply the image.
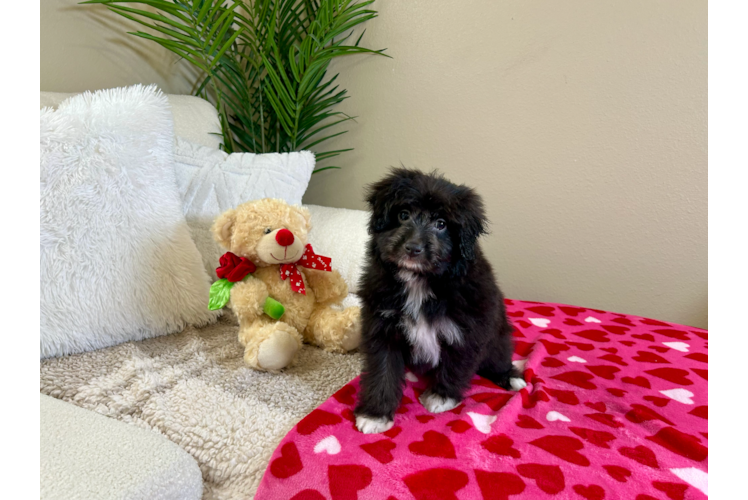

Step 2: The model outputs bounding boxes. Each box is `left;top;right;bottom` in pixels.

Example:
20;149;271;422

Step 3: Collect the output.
40;92;369;500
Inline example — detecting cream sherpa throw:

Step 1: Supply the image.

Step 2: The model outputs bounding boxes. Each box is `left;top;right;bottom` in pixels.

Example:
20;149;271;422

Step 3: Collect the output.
40;314;363;500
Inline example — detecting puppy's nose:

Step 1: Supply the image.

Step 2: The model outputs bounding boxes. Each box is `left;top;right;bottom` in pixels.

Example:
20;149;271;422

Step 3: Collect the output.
405;243;424;256
275;228;295;247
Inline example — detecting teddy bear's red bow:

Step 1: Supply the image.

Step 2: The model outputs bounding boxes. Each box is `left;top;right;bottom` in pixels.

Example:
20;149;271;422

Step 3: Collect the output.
280;244;332;295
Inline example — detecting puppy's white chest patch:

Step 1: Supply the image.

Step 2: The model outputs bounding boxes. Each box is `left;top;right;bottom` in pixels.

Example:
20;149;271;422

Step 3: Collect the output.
398;271;462;367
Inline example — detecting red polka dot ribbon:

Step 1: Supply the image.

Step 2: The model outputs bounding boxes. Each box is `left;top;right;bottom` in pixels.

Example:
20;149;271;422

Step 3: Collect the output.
279;244;332;294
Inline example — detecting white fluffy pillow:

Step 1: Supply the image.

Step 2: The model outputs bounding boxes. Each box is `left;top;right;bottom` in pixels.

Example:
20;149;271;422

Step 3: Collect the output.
173;137;314;279
40;85;218;359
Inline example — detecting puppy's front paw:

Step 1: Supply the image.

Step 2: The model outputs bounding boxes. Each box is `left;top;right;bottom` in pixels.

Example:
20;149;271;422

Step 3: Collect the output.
509;377;527;391
355;414;394;434
419;391;460;413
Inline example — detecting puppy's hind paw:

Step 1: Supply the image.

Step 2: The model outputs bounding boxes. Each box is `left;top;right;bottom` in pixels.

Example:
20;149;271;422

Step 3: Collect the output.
419;391;460;413
355;414;394;434
509;377;527;391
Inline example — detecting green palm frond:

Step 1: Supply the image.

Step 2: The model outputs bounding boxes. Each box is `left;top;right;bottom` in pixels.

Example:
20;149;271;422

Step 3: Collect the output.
81;0;388;171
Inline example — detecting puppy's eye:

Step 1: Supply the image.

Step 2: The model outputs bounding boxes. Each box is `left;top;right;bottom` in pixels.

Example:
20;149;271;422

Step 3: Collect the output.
263;228;272;235
435;219;446;231
398;210;410;222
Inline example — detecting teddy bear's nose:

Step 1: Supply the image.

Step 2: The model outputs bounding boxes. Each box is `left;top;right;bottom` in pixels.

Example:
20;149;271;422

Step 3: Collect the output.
275;228;295;247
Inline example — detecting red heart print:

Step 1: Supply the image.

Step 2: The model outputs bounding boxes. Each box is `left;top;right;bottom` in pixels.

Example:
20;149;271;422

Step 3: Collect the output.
584;413;624;428
521;388;550;409
403;468;469;500
560;306;587;316
542;357;566;368
685;352;708;363
341;409;356;422
645;368;693;385
648;345;670;353
632;333;655;342
516;415;545;429
564;318;584;326
516;320;532;329
409;431;456;458
584;401;607;412
619;340;636;347
566;341;595;351
291;490;326;500
360;439;397;464
689;405;708;419
611;317;636;326
646;427;708;461
551;371;597;390
539;339;570;355
570;427;616;448
546;388;580;405
691;329;708;340
602;465;631;482
600;347;618;354
328;464;372;500
447;419;472;433
633;351;671;364
606;388;627;397
270;442;303;478
507;310;524;317
641;318;672;327
449;403;466;415
572;484;606;500
601;325;629;335
397;395;414;414
652;328;690;340
481;434;521;458
586;365;620;380
474;470;526;500
692;368;708;380
514;341;533;357
652;481;689;500
333;384;356;405
599;354;628;366
517;463;565;494
529;435;590;466
297;409;342;435
542;328;567;339
700;432;708;439
383;426;402;439
416;415;435;424
618;445;659;468
622;376;651;389
527;305;555;317
625;404;675;425
470;392;513;411
643;395;670;407
571;330;610;342
512;327;525;338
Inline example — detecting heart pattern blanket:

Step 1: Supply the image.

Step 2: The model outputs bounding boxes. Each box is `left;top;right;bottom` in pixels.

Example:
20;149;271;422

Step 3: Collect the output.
255;300;708;500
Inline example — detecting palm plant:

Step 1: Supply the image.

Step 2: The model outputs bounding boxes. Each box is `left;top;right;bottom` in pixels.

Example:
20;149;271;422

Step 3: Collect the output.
82;0;387;172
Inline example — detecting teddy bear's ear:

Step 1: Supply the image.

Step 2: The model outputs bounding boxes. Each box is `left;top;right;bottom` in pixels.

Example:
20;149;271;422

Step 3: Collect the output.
294;206;312;230
212;208;237;249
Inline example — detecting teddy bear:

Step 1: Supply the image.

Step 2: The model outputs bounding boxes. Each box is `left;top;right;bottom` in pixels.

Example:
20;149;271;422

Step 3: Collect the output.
211;198;362;371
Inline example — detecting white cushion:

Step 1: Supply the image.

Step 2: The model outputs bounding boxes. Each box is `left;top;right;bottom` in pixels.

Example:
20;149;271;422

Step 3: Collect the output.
40;85;218;359
41;394;203;500
174;137;314;279
306;204;369;295
40;91;223;149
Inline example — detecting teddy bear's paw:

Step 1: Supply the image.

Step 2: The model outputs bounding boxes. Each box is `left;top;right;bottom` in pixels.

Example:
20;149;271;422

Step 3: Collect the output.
256;327;300;371
340;307;362;351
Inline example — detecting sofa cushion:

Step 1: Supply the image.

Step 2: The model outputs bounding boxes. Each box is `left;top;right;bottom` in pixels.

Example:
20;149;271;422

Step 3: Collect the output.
41;394;203;500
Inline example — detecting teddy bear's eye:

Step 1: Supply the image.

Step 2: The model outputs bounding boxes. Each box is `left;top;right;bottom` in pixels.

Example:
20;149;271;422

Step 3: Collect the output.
264;228;272;235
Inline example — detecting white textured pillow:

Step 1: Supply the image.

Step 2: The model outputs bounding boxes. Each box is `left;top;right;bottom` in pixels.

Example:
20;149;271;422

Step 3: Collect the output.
306;205;370;295
40;85;218;359
173;137;314;279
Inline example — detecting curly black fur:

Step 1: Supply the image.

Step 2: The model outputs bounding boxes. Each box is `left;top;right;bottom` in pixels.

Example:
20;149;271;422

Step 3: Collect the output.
354;168;521;425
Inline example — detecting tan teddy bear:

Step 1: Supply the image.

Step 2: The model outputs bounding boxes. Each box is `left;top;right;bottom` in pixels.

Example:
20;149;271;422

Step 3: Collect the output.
211;198;361;371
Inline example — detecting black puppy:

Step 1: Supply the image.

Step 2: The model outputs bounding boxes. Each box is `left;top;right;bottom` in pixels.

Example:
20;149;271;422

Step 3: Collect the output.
354;168;525;434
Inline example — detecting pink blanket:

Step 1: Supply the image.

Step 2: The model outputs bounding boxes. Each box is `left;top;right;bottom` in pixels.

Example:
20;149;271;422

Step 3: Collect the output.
255;300;708;500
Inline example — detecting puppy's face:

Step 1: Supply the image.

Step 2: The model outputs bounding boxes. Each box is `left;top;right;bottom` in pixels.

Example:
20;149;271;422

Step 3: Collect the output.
366;169;487;276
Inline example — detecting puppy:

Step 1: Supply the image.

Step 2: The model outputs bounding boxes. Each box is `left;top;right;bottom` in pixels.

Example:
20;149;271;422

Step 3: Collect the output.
354;168;526;434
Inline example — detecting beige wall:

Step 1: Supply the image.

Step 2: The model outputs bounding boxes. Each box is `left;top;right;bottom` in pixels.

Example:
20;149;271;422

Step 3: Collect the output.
41;1;707;328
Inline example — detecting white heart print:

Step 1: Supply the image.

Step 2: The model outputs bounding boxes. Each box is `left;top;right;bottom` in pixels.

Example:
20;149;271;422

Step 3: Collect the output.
567;356;587;363
584;316;602;323
546;411;571;422
660;388;694;405
467;412;497;434
405;372;418;383
663;342;690;352
529;318;550;328
314;435;341;455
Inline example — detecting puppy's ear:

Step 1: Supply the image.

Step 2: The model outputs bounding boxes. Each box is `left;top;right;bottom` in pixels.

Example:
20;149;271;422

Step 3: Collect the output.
365;173;403;233
451;187;488;276
212;208;237;249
